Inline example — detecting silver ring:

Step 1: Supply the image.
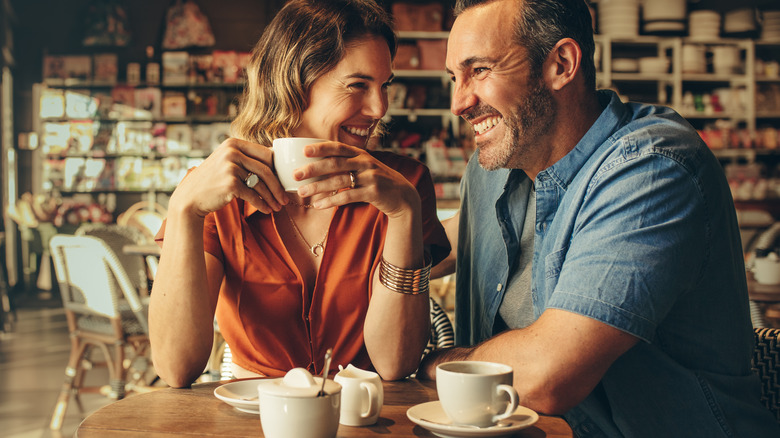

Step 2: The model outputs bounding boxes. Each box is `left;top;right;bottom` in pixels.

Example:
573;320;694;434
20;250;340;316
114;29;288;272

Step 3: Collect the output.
349;171;357;189
245;173;259;188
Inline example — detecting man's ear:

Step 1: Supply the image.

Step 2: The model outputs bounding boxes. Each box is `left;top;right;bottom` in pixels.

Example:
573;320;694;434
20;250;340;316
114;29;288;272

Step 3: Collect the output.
544;38;581;91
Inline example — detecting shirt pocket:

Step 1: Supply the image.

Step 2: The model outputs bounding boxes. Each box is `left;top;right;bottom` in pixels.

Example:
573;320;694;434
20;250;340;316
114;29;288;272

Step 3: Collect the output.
544;247;566;278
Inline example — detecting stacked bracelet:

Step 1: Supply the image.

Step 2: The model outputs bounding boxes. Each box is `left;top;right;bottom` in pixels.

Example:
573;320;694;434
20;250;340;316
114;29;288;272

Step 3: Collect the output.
378;255;432;295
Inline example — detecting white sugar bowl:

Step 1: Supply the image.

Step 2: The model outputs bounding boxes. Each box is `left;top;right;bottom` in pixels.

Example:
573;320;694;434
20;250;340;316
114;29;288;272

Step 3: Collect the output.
257;368;342;438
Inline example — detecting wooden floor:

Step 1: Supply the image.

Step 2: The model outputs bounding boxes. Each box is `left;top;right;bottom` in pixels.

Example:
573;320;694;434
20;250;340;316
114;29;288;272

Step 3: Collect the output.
0;293;116;438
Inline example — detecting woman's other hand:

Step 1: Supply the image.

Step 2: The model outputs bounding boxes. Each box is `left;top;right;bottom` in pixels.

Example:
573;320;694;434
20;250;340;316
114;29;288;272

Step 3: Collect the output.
169;138;288;217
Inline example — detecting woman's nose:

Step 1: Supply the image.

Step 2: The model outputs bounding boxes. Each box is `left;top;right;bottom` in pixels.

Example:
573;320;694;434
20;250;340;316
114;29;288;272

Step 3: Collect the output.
364;88;388;119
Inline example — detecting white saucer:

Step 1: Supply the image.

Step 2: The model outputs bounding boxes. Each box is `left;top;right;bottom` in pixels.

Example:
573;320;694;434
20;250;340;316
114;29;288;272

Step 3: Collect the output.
213;379;265;414
406;401;539;438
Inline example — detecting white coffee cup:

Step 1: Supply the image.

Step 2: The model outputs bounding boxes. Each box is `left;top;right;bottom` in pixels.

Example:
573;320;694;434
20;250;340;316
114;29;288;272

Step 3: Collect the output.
257;373;342;438
753;252;780;285
272;137;329;192
436;361;519;428
334;364;383;426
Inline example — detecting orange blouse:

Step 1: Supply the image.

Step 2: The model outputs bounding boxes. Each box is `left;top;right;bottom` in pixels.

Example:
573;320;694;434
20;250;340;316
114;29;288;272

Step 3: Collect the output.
159;151;450;377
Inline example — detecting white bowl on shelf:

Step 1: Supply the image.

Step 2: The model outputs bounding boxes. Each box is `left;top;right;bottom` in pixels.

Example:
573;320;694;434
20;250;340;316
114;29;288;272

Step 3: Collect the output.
644;21;685;33
642;0;686;21
638;57;670;74
724;8;757;34
612;58;639;72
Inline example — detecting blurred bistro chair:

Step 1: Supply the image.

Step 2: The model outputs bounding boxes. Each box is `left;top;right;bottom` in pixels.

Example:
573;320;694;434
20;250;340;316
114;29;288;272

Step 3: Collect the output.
753;327;780;423
116;200;167;243
75;223;157;295
48;234;154;430
214;297;454;381
0;231;14;333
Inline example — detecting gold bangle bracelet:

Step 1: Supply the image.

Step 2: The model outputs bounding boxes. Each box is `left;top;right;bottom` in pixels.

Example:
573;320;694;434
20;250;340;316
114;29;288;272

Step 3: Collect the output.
378;255;432;295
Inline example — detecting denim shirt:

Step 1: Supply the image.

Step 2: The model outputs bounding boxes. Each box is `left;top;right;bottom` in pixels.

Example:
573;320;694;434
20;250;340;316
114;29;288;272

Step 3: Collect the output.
455;90;779;437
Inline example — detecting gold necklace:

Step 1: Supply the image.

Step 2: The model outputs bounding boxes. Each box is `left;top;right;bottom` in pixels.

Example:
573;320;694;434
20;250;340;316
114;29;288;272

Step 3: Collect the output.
289;199;314;208
286;209;328;256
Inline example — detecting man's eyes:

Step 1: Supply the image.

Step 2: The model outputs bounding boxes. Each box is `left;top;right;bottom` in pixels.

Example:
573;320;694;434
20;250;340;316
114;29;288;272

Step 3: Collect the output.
450;67;490;81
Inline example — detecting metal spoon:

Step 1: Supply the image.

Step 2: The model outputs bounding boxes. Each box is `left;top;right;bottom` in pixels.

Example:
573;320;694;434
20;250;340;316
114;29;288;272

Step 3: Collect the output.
317;348;332;397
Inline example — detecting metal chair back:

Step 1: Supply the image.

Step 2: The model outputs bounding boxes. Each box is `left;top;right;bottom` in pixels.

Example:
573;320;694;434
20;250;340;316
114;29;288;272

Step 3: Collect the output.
753;327;780;423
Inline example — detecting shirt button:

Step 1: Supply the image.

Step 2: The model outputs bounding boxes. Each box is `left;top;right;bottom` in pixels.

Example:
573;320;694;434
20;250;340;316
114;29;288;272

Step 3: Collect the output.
497;283;503;291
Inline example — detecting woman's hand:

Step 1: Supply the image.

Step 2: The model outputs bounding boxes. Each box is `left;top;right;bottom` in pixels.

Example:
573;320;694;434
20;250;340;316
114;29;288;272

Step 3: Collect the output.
294;141;420;218
169;138;288;217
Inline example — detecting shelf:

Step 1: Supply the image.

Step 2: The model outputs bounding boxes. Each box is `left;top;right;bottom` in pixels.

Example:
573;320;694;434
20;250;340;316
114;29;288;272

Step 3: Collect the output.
711;149;780;159
44;152;207;159
57;189;176;194
386;108;451;117
43;79;245;89
610;73;674;82
397;31;450;40
394;69;449;79
747;274;780;303
681;74;749;83
41;116;233;124
734;199;780;220
595;35;668;45
680;112;747;120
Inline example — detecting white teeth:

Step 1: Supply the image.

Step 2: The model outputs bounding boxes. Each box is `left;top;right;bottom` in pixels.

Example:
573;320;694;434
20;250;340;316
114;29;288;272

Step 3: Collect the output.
346;126;370;137
473;116;502;134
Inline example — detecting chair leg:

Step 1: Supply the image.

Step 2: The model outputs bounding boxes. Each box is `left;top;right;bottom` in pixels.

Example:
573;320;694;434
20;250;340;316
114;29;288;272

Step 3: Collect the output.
71;346;92;413
111;342;127;399
50;340;89;430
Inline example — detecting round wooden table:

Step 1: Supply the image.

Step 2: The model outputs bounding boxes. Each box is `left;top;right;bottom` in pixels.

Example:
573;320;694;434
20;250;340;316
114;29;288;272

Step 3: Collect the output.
76;378;573;437
747;274;780;303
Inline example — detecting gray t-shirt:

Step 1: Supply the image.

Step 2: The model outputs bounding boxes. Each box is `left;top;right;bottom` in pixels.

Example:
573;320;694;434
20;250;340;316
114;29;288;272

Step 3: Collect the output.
497;184;536;330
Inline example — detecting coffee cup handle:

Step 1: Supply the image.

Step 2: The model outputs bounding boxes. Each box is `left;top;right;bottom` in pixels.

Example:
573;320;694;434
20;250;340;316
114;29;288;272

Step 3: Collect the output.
492;384;519;423
360;382;379;419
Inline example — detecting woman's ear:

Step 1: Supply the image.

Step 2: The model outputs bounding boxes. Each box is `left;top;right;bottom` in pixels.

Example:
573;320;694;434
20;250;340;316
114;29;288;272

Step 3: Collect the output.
545;38;581;91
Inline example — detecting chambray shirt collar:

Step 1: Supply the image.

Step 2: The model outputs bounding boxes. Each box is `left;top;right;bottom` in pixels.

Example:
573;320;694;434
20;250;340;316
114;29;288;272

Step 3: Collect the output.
538;90;626;191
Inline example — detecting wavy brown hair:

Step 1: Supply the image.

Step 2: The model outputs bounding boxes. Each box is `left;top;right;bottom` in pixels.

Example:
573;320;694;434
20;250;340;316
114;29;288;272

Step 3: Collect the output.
231;0;397;145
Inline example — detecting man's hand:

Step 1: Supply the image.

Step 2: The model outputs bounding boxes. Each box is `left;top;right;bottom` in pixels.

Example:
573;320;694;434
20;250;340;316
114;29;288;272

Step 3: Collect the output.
418;346;473;380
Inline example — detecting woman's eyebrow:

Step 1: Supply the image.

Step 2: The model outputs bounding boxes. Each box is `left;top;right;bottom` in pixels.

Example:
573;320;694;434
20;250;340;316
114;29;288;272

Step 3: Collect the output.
344;72;395;82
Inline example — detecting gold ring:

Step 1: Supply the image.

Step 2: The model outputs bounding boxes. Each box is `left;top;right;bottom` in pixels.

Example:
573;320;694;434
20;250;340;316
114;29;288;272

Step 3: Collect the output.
245;173;259;188
349;171;357;189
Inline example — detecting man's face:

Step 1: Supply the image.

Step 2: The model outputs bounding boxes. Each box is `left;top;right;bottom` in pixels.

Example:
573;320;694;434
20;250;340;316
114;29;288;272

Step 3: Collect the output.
446;0;555;171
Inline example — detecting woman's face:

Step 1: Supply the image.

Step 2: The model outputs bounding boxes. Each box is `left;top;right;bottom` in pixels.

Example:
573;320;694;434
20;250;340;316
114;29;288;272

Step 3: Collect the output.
296;35;392;148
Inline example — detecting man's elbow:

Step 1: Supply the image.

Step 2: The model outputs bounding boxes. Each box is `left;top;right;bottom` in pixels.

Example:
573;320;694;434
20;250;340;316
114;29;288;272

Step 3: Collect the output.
523;379;588;416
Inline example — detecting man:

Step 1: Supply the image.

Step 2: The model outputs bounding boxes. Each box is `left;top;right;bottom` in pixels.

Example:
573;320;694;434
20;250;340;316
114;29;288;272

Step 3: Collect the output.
420;0;780;436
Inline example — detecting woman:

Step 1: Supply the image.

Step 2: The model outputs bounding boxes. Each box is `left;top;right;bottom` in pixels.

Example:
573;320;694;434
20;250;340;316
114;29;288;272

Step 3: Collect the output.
149;0;450;388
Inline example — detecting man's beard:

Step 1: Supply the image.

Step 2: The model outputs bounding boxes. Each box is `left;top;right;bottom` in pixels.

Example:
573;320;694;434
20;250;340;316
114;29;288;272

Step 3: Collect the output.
477;76;555;171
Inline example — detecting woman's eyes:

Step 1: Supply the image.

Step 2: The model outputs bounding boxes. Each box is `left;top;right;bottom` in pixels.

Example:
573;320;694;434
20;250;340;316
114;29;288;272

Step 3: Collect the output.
348;82;392;91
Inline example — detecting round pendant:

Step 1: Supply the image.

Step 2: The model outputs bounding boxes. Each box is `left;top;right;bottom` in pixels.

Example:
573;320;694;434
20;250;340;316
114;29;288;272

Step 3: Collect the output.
311;243;324;257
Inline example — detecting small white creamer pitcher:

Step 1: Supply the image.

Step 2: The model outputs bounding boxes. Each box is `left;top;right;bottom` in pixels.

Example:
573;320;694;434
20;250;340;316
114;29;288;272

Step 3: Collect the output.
334;364;383;426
